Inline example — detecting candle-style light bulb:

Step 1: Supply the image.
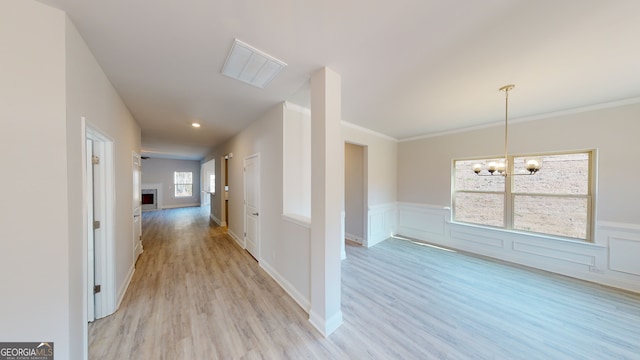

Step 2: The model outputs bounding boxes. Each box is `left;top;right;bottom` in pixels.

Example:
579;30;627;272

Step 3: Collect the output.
526;159;540;174
487;161;497;174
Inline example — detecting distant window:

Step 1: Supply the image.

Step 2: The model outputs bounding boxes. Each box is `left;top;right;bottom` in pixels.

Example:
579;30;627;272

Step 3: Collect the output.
209;174;215;194
453;151;594;241
174;172;193;197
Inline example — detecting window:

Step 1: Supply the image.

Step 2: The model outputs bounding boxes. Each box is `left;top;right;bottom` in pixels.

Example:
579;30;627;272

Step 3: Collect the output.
453;151;593;241
174;171;193;197
209;173;215;194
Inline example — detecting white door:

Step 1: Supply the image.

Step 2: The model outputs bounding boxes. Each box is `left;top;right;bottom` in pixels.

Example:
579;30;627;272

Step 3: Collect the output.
244;154;260;260
87;140;106;320
93;141;106;319
133;153;142;260
85;122;119;328
86;140;96;322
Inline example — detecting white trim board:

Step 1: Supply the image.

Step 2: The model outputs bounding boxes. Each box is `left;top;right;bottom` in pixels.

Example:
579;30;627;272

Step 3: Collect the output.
162;203;201;209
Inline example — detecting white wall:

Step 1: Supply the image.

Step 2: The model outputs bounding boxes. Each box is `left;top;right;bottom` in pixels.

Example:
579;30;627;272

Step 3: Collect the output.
65;14;141;357
141;158;201;208
204;104;313;309
0;0;70;357
280;106;400;248
396;102;640;293
201;95;400;333
0;1;141;358
283;103;311;220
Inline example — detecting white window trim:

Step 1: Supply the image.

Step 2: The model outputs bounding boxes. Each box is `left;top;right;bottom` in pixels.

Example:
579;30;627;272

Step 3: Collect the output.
174;171;194;198
452;150;595;242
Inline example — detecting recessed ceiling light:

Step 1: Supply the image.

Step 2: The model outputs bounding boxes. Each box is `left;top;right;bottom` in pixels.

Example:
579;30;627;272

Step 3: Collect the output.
221;38;287;89
191;122;201;128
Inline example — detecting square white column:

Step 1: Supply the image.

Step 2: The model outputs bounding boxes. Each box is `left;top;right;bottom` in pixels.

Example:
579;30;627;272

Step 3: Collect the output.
309;67;344;336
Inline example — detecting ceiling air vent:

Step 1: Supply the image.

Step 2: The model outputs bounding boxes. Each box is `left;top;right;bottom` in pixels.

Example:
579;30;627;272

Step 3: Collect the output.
221;39;287;89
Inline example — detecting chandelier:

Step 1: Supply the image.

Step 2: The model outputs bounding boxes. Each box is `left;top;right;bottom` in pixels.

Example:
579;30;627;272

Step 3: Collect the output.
473;84;541;176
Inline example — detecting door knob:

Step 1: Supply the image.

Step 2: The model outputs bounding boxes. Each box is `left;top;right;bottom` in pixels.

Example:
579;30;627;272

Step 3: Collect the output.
252;212;259;216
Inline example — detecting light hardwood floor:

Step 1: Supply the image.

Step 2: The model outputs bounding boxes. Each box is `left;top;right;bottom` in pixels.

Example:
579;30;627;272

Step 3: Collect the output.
89;207;640;359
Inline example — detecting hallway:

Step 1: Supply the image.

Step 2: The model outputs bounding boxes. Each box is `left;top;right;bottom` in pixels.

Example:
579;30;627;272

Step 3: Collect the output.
89;207;326;359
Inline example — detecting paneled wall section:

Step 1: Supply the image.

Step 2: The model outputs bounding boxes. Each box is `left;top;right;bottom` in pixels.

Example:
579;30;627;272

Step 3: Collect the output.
395;202;640;293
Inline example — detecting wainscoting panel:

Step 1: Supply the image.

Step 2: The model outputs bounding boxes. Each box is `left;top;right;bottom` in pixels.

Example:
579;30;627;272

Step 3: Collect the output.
395;203;640;293
512;241;595;266
609;237;640;275
451;229;503;248
396;203;448;243
367;203;397;247
600;222;640;276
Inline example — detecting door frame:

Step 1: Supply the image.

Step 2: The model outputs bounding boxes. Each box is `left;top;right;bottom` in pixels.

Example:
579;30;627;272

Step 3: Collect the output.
344;141;369;251
221;154;230;227
243;153;260;260
82;118;117;329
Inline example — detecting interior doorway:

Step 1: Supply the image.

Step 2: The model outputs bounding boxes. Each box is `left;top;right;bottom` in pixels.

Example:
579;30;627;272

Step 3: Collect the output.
344;142;367;249
244;153;260;260
201;158;215;208
84;120;117;324
223;154;231;227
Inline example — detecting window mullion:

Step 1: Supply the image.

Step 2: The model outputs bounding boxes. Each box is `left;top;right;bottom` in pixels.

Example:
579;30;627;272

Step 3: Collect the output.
504;155;513;230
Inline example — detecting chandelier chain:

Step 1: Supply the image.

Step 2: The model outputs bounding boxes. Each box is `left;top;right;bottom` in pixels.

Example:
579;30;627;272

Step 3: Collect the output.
503;85;510;176
472;84;540;176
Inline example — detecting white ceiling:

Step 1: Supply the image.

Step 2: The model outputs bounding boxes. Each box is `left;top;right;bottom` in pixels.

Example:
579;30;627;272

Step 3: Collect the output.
38;0;640;160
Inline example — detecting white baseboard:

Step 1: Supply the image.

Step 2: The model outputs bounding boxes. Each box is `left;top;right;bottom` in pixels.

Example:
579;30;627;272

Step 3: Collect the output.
345;232;363;244
162;203;200;209
309;309;343;337
116;264;135;310
210;213;227;227
260;261;310;312
210;213;222;226
134;241;143;260
227;229;244;249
